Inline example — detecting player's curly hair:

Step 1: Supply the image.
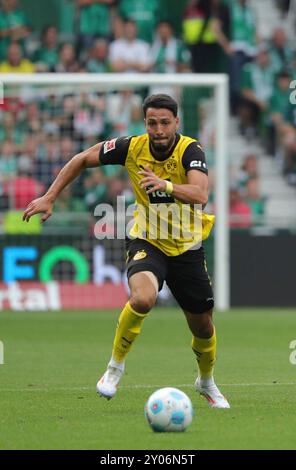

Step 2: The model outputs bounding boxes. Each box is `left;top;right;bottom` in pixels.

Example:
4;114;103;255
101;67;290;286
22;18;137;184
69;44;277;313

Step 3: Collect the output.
143;94;178;117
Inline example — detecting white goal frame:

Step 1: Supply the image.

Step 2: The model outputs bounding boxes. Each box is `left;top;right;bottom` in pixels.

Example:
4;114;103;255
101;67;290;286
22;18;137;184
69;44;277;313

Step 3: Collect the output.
0;73;230;311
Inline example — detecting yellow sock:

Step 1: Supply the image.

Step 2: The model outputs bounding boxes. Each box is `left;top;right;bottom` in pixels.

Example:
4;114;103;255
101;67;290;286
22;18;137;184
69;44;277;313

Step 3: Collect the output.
112;301;148;363
191;328;216;379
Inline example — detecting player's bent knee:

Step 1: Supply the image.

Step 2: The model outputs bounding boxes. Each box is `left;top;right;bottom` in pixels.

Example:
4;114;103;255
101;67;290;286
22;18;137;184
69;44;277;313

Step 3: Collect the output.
129;294;156;314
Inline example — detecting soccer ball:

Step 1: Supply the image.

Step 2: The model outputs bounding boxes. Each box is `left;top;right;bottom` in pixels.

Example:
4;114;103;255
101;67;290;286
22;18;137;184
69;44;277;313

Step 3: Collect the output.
144;387;193;432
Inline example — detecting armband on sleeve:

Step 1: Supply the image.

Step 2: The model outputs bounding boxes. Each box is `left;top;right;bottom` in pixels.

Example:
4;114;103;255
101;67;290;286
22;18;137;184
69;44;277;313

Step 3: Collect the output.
99;136;132;166
182;141;208;175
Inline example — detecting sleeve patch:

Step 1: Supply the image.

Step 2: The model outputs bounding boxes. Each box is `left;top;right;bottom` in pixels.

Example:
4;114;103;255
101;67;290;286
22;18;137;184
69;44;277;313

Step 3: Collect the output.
189;160;207;170
182;141;208;175
103;138;117;154
99;135;131;166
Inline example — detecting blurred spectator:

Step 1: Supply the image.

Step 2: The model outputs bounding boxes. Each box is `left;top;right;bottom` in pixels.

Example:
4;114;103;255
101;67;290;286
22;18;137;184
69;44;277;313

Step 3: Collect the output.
284;148;296;185
182;0;232;74
106;177;126;205
0;0;31;61
4;157;44;209
229;0;257;56
229;186;252;228
127;102;146;135
55;186;86;212
0;140;17;180
267;69;293;155
85;38;110;73
149;20;191;98
268;27;293;74
58;94;76;138
33;25;59;72
0;111;24;144
244;177;265;221
59;136;77;164
73;93;105;139
229;0;257;112
76;0;115;57
39;93;61;121
106;91;142;137
0;41;35;72
55;43;80;73
197;99;216;171
269;70;293;125
278;119;296;183
0;95;24;115
83;168;107;211
150;20;191;74
109;19;151;73
118;0;161;43
25;101;43;135
18;135;37;162
35;135;60;188
237;153;259;187
239;46;276;137
112;15;125;40
52;137;79;193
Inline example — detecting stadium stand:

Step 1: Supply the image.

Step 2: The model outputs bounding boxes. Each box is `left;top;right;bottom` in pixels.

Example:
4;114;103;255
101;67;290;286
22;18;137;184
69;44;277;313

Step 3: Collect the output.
0;0;295;232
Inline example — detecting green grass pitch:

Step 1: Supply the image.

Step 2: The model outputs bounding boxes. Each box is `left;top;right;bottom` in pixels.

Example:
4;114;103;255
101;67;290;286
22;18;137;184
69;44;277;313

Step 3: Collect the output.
0;308;296;450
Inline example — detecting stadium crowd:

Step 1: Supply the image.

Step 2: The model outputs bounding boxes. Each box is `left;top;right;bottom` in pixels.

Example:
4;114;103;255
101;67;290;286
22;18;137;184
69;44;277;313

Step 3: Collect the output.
0;0;295;228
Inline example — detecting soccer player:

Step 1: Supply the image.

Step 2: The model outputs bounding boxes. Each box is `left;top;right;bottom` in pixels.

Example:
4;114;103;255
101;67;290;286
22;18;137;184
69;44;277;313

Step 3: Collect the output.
23;94;230;409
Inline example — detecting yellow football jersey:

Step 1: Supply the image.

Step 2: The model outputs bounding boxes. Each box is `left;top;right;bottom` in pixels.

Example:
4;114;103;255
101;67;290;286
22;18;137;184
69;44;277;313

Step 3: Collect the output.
99;134;215;256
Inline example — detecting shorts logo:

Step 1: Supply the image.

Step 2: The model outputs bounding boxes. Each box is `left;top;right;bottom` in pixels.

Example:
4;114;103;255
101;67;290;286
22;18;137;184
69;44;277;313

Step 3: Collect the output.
133;250;147;261
104;138;117;154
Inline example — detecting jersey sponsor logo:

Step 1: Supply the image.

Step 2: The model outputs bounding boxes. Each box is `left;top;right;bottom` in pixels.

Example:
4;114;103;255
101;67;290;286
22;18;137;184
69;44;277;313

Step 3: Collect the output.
190;160;207;169
104;138;117;154
133;250;147;261
147;185;175;204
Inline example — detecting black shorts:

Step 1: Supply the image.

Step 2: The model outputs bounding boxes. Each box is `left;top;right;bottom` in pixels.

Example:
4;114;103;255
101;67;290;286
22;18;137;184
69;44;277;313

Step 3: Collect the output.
125;238;214;314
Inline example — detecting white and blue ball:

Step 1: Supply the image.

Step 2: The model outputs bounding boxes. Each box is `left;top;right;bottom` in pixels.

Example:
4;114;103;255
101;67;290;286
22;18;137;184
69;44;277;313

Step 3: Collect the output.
145;387;193;432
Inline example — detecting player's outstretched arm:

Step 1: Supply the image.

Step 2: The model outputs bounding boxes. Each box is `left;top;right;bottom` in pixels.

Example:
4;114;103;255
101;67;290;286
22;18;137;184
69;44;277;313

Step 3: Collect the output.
23;142;102;223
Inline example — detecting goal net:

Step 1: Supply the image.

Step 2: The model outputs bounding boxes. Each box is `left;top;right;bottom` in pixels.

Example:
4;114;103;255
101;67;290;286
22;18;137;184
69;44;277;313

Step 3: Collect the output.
0;73;229;311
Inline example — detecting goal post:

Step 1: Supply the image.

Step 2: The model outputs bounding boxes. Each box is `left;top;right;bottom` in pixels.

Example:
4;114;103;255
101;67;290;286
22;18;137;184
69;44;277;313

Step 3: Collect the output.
0;73;230;311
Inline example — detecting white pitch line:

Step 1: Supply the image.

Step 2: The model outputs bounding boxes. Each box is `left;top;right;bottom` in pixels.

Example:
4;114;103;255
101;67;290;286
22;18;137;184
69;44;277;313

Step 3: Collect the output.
0;383;295;393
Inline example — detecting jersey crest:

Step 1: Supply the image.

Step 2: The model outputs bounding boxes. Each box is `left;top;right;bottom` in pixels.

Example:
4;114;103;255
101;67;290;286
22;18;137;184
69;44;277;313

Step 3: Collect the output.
164;159;177;173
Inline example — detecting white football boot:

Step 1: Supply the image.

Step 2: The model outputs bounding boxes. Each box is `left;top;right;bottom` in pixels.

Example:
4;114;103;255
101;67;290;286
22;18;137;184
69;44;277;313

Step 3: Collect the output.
96;360;125;400
195;377;230;409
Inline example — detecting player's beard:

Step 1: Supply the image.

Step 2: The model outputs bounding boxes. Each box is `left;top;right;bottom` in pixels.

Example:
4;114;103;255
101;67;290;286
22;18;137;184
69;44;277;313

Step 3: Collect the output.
150;134;176;156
